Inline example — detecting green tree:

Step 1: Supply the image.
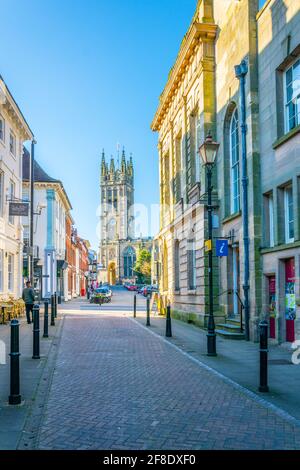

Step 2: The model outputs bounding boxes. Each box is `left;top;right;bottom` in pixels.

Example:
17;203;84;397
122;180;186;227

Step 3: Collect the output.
134;249;151;284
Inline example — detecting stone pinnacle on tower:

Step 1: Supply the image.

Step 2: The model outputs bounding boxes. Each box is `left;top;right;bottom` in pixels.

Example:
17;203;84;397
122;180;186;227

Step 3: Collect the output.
101;149;107;176
121;147;126;173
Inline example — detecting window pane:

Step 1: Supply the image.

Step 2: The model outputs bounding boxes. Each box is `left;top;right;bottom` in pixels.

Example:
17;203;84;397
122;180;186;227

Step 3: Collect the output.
286;66;293;86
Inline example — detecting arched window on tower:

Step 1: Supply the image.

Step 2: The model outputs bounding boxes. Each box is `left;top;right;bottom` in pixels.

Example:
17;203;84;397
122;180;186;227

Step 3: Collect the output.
123;246;136;278
107;218;116;241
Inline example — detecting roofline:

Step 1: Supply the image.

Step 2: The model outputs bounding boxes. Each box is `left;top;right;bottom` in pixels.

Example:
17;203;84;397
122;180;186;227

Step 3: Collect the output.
150;21;217;132
0;74;34;140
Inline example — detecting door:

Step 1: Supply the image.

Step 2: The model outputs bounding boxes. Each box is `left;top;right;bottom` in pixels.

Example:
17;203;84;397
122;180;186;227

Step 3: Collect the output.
232;245;240;316
285;258;296;342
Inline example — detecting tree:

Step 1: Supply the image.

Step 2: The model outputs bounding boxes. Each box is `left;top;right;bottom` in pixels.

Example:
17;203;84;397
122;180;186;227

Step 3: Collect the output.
134;249;151;284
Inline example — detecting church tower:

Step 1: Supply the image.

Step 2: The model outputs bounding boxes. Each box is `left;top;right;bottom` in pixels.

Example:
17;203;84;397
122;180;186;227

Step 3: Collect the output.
98;148;135;284
100;148;134;242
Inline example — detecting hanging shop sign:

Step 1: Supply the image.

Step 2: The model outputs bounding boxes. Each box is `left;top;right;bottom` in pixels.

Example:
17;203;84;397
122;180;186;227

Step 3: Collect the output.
9;202;29;216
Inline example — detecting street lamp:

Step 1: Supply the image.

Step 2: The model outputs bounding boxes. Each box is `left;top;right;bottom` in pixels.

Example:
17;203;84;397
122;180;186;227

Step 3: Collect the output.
199;132;219;357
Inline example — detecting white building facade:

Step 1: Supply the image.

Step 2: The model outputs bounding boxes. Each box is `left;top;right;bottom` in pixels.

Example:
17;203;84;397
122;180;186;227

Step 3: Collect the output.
22;149;72;299
0;76;33;298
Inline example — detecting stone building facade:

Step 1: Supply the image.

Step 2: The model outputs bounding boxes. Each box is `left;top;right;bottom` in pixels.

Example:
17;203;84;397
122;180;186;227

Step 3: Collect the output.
98;150;152;285
258;0;300;343
152;0;300;342
151;1;220;327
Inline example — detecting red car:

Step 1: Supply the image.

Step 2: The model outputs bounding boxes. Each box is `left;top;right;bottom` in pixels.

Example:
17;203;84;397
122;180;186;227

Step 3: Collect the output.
127;285;138;291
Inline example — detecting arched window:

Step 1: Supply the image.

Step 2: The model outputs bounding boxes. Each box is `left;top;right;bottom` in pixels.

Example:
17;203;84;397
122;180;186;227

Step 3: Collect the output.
123;246;136;277
107;218;116;240
230;109;240;214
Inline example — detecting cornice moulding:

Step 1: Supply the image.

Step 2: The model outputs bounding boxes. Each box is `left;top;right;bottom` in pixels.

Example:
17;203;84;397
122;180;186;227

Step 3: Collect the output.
151;22;217;132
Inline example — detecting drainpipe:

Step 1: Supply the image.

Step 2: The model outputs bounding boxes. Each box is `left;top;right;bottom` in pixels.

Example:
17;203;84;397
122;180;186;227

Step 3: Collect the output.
235;59;250;341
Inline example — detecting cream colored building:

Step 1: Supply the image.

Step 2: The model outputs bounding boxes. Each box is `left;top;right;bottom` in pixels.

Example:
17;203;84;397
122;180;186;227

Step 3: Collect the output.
0;75;33;298
151;1;221;327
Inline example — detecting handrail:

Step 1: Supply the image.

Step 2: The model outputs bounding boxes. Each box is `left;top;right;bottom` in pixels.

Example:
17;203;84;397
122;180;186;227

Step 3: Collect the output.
234;290;244;333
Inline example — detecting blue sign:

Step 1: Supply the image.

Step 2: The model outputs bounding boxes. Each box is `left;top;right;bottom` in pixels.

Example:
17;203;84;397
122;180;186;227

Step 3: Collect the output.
216;239;228;257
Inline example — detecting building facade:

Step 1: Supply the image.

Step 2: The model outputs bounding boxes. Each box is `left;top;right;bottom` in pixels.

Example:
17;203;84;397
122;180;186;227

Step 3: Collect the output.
151;0;222;328
0;76;33;299
152;0;300;342
22;148;72;299
65;212;76;300
258;0;300;343
98;149;152;284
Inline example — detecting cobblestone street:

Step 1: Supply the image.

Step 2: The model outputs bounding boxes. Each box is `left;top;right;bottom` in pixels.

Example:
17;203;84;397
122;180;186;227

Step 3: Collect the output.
25;291;300;450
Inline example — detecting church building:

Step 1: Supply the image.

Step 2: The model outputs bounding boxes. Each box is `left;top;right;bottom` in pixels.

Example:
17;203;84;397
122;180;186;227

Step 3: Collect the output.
98;149;152;285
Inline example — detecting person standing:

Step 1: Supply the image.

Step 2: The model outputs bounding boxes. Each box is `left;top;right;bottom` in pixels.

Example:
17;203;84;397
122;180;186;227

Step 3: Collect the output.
22;281;35;324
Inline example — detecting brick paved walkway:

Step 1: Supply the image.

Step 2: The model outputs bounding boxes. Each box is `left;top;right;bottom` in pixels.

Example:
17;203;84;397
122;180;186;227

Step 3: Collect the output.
36;313;300;450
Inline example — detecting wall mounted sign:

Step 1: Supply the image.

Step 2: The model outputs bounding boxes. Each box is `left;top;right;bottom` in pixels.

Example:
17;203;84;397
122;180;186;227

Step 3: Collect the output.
9;202;29;216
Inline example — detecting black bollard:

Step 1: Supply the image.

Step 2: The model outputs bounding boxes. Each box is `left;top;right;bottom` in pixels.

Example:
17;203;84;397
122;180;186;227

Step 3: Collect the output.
54;292;57;318
146;294;150;327
166;304;172;338
50;295;55;326
133;294;136;318
32;304;40;360
43;300;49;338
259;320;269;393
9;319;21;405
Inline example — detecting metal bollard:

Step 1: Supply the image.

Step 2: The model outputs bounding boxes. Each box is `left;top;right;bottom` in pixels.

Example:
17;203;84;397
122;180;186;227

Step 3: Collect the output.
32;304;40;360
133;294;136;318
43;300;49;338
166;304;172;338
50;295;55;326
259;320;269;393
9;319;21;405
146;294;150;327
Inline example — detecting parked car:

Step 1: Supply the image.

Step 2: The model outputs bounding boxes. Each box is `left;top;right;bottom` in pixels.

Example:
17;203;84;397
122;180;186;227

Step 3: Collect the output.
143;285;158;297
90;287;112;304
127;285;138;291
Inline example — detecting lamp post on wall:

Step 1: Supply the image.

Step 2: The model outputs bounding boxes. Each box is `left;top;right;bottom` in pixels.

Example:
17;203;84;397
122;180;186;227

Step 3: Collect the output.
199;132;220;357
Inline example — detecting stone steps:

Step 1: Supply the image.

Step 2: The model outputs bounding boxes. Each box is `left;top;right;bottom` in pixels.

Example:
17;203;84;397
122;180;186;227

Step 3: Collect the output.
216;315;245;340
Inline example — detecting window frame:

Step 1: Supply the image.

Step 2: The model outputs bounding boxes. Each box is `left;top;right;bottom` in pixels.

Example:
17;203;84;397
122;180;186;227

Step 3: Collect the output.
8;180;15;225
284;57;300;133
187;238;196;291
9;130;16;157
8;253;14;292
229;108;240;214
268;193;275;248
0;114;5;143
174;240;180;291
284;185;294;243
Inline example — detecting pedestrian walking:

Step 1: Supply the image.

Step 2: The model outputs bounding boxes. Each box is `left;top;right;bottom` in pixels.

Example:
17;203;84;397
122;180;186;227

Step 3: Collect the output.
22;281;35;324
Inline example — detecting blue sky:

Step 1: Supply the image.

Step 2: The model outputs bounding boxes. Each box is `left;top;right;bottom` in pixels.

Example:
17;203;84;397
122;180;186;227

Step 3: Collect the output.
1;0;267;249
1;0;197;249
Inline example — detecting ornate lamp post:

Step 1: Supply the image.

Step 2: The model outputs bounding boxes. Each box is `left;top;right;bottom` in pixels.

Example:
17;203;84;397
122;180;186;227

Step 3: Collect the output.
199;132;220;357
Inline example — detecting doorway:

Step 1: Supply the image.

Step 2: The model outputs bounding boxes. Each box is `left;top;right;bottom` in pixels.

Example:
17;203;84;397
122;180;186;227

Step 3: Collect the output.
108;262;116;285
285;258;295;342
